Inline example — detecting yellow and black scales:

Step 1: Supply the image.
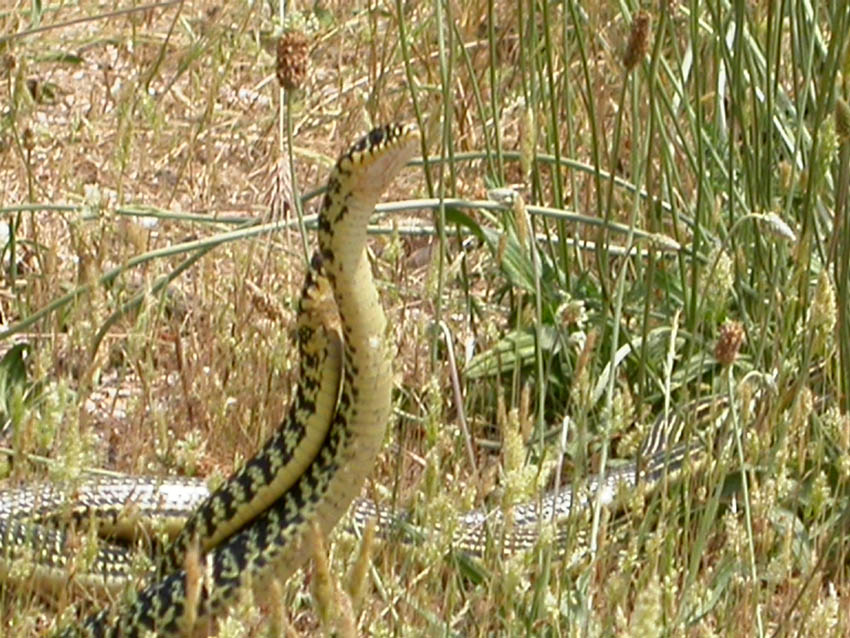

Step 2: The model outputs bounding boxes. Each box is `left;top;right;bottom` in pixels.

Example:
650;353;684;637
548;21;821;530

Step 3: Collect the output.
0;124;418;637
0;124;711;637
65;123;418;637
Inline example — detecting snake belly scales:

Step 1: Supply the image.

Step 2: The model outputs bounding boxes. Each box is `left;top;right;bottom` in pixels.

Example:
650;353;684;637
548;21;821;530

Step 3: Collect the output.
0;124;698;637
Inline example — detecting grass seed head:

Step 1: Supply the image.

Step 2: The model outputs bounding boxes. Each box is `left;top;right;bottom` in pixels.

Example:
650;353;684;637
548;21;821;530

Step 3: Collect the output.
714;320;745;366
699;246;734;317
276;30;310;91
812;269;837;339
623;11;651;72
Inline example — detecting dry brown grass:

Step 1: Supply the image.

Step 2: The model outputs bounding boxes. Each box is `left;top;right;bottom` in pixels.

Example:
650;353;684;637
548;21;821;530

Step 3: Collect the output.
0;1;849;636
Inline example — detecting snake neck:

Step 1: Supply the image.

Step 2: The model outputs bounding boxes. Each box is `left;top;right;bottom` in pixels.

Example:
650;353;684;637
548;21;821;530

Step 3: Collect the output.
319;214;385;354
317;125;419;415
319;183;383;327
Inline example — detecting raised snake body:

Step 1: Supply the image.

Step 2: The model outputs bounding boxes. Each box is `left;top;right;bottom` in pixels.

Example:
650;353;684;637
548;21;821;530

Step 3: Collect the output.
0;124;418;637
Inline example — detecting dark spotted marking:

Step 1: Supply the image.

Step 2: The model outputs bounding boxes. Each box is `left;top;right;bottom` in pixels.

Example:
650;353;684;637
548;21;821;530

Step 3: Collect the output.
345;122;400;157
330;204;349;225
368;125;389;148
317;212;332;235
326;174;341;192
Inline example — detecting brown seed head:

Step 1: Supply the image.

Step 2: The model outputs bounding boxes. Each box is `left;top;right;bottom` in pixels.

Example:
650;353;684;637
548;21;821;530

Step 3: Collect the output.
276;30;310;91
22;127;34;152
623;11;651;72
715;320;745;366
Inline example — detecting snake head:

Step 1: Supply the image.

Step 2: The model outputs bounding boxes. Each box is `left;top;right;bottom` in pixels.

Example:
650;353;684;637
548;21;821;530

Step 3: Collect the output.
336;123;420;203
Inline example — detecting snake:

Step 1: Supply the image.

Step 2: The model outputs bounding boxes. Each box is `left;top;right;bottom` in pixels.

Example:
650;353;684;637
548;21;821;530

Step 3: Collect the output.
0;123;731;636
0;123;418;637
